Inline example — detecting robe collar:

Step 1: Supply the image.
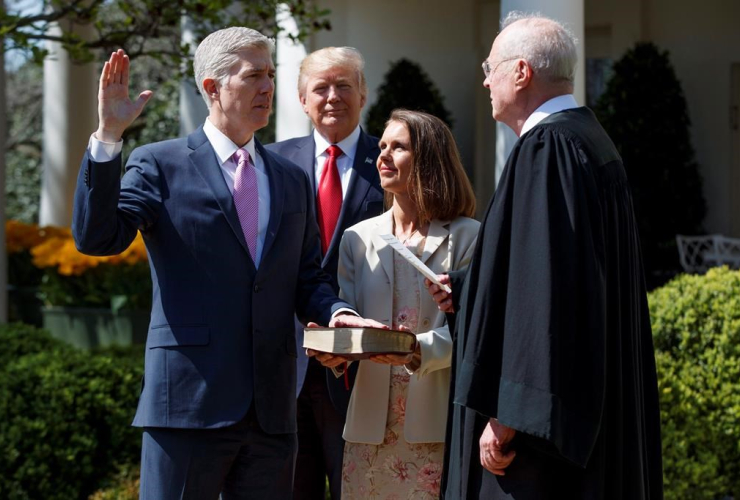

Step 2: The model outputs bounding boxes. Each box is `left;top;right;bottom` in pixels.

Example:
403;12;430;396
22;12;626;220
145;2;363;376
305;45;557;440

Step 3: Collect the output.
520;94;579;136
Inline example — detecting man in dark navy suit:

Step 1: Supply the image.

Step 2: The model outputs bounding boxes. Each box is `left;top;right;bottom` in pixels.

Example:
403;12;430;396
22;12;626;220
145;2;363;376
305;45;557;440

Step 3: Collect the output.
266;47;383;500
72;28;380;500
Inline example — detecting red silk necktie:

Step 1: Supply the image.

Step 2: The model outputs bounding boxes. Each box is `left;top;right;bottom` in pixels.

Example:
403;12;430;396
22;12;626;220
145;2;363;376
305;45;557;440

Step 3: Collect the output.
316;145;343;254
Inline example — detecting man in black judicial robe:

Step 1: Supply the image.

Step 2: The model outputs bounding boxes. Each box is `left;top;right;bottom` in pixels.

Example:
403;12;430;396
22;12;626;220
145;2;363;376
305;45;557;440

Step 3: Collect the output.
427;13;663;500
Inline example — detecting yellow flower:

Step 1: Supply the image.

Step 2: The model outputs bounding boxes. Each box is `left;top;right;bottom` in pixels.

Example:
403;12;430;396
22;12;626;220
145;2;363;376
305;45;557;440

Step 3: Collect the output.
29;226;147;276
6;220;73;254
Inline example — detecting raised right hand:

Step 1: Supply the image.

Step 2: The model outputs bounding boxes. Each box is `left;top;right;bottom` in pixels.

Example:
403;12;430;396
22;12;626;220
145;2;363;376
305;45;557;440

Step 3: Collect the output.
95;49;153;143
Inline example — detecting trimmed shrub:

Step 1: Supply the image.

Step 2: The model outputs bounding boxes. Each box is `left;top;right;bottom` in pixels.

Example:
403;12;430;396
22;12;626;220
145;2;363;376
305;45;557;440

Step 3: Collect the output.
365;58;453;138
88;464;140;500
596;43;706;288
0;324;144;500
649;267;740;499
0;322;70;365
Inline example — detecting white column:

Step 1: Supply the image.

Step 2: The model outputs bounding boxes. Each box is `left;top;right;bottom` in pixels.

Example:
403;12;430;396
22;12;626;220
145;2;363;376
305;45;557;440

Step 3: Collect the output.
39;20;97;226
179;18;208;137
495;0;585;183
275;3;310;141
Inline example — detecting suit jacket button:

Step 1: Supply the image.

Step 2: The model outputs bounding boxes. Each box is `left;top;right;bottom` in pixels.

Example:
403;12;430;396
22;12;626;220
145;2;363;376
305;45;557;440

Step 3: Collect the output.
253;284;261;293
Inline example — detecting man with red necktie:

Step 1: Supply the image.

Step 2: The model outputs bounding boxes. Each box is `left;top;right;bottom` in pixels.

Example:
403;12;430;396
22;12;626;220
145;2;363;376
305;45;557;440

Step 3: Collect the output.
266;46;383;500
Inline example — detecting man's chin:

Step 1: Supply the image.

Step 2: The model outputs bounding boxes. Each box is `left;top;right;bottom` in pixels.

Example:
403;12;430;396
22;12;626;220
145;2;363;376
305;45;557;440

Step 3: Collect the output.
250;117;270;132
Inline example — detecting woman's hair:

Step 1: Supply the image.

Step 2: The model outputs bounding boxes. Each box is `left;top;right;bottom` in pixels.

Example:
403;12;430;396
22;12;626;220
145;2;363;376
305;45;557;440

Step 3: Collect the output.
385;109;476;223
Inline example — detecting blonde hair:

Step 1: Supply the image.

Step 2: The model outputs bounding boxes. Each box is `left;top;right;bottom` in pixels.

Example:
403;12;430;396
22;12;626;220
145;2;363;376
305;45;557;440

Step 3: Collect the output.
298;47;367;99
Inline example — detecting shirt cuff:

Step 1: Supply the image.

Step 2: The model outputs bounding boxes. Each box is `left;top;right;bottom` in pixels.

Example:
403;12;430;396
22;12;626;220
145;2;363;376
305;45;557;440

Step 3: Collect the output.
331;307;359;320
88;133;123;162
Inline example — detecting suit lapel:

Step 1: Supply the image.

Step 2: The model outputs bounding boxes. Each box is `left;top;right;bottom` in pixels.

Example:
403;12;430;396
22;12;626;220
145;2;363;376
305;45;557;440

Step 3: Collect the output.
257;141;285;260
421;219;449;264
325;130;380;265
293;136;318;193
188;128;255;269
370;210;395;286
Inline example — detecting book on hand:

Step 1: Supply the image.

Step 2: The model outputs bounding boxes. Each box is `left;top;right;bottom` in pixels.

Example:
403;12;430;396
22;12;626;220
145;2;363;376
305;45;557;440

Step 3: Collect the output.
303;327;416;360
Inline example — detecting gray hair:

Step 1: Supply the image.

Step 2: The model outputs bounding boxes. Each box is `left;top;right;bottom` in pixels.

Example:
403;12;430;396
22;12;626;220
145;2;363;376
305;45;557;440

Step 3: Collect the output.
298;47;367;99
499;11;578;86
193;27;275;108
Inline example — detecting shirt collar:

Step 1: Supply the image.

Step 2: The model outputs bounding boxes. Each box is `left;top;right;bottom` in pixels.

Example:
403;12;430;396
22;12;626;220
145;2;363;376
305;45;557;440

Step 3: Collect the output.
203;118;257;165
520;94;579;136
313;125;362;161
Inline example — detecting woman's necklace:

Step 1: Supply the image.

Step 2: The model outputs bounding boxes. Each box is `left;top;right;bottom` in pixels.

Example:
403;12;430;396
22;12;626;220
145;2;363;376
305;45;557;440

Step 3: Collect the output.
394;218;422;245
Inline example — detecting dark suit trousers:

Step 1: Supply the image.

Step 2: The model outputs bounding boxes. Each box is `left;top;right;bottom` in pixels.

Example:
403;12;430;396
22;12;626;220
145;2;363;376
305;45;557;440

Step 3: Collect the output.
140;405;297;500
293;358;346;500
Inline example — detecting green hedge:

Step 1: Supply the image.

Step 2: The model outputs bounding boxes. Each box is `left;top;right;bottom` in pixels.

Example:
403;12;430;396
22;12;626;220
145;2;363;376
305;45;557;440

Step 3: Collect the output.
0;324;144;500
650;267;740;499
3;266;740;499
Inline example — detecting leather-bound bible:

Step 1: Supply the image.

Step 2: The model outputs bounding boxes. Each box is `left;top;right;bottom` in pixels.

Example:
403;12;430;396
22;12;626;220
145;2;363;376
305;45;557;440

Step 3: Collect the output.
303;327;416;359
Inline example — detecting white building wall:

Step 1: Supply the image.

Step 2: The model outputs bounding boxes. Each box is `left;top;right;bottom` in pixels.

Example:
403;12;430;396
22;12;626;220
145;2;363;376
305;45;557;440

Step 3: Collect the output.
587;0;740;236
646;0;740;236
307;0;480;183
274;0;740;233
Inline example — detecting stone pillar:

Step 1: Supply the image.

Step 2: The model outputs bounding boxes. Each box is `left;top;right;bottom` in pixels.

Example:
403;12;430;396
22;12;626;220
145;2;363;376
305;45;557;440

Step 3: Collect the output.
495;0;585;183
39;20;97;226
275;3;310;141
179;18;208;137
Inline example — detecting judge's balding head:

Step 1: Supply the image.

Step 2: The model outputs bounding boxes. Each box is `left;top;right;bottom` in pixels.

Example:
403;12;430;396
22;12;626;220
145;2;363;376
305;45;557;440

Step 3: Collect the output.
482;12;578;134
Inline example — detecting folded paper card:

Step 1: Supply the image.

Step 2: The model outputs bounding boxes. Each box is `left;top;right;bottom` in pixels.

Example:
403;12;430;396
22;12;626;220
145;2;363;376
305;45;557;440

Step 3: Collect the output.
378;234;452;293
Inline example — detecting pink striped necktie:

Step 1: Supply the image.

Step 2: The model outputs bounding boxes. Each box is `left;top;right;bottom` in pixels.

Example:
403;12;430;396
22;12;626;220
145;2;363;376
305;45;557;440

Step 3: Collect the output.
233;148;259;262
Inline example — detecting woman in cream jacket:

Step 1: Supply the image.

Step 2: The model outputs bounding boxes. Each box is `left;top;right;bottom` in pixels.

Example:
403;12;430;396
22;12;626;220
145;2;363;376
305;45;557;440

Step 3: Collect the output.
322;110;479;499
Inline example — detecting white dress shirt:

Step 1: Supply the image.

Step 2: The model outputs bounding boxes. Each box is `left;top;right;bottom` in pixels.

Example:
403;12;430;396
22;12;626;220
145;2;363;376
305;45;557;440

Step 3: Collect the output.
520;94;580;137
87;117;271;267
312;125;362;199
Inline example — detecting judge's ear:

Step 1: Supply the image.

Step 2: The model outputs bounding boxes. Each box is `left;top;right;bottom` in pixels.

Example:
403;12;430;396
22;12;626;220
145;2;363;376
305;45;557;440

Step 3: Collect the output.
203;78;220;100
513;60;533;89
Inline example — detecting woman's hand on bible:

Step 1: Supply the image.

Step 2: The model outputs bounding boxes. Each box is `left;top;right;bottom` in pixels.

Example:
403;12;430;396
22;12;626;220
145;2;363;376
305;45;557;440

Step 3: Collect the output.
369;325;418;366
306;349;348;368
305;321;349;368
369;352;414;365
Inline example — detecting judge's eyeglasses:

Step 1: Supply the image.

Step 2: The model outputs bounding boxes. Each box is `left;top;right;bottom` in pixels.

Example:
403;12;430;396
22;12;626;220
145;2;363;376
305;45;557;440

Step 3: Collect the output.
481;57;521;78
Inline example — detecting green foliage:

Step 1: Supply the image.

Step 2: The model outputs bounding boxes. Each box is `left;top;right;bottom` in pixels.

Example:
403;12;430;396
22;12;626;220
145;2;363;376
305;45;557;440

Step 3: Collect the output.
0;324;145;500
5;61;42;223
2;1;331;71
365;58;453;138
595;43;706;288
0;322;69;365
4;1;329;222
40;262;152;311
88;464;140;500
649;267;740;499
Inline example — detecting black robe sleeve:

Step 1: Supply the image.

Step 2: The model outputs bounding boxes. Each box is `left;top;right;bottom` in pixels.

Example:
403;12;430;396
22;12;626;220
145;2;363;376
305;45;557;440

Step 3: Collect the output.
453;125;607;468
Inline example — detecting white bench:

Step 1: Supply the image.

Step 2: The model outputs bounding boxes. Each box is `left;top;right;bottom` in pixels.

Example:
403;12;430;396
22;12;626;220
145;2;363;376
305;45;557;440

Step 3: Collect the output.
676;234;740;273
